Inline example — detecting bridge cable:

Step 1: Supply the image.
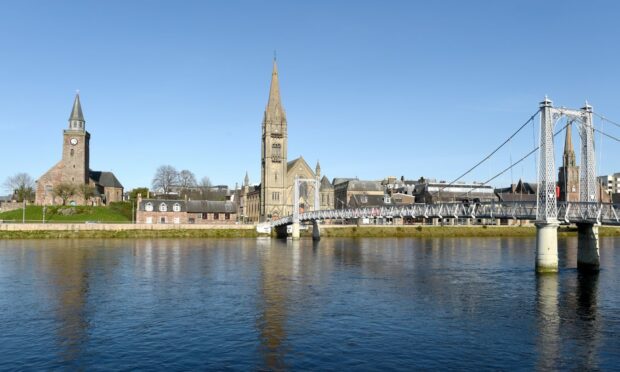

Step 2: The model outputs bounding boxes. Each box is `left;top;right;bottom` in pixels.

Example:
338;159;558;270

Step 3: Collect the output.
593;112;620;130
432;109;541;196
454;121;570;199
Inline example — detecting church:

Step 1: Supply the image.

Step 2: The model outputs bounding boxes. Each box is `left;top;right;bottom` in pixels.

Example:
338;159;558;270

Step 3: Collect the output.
239;60;334;222
35;94;124;206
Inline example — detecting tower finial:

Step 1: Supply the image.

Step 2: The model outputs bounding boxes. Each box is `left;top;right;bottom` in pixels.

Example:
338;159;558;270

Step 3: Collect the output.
273;49;277;62
68;93;85;129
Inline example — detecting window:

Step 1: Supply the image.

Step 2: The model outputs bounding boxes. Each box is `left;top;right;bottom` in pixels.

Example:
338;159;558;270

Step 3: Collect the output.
202;213;208;219
70;149;74;156
225;213;230;220
272;192;280;201
173;203;181;212
146;217;153;224
160;217;166;224
173;217;180;224
159;203;167;212
145;202;153;212
271;143;282;162
214;213;220;220
189;218;195;224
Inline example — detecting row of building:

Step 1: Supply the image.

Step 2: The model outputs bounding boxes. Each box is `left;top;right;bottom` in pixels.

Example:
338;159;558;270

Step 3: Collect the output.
23;59;617;225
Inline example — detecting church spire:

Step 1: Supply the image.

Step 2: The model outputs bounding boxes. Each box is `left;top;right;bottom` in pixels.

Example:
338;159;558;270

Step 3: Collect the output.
244;171;250;187
563;121;576;167
68;92;85;130
265;58;286;122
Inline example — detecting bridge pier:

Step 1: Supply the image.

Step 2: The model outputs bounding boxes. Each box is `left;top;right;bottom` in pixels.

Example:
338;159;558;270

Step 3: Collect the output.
312;220;321;241
275;225;288;239
291;222;300;240
577;223;600;272
535;221;559;273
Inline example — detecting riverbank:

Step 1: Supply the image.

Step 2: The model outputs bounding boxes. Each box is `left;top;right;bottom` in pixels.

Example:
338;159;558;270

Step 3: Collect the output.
2;223;620;239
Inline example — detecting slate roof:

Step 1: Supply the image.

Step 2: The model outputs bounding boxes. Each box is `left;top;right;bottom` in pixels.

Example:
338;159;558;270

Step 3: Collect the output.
346;180;383;192
90;171;123;189
332;177;357;185
139;199;186;212
320;176;333;189
187;200;236;213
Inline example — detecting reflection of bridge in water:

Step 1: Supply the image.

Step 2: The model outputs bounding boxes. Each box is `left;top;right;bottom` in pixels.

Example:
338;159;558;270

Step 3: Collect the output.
271;97;620;274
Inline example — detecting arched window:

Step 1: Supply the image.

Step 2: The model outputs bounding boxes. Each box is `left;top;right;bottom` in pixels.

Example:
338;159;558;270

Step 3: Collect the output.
70;149;74;156
145;202;153;212
159;203;167;212
173;203;181;212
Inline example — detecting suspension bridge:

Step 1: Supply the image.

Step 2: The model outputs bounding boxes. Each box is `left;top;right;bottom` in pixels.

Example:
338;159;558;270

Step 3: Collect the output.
269;97;620;273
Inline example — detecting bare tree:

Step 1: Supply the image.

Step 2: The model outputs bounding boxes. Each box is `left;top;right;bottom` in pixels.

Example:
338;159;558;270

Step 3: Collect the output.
3;173;35;202
54;183;76;206
79;184;96;205
199;176;212;200
152;165;179;195
178;170;197;190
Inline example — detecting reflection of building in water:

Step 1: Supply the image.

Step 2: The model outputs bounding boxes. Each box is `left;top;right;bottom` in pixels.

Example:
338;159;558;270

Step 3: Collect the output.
39;242;91;364
574;273;601;370
536;274;560;371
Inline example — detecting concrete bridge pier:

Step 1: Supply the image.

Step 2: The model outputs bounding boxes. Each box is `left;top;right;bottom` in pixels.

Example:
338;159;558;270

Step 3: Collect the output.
312;220;321;241
291;222;300;240
577;223;600;272
275;225;288;239
535;221;559;273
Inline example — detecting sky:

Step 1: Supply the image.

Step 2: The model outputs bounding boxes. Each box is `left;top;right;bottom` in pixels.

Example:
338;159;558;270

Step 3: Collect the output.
1;1;620;192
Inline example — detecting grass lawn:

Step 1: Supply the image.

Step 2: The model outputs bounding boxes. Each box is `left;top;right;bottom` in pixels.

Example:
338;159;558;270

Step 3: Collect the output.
0;203;132;223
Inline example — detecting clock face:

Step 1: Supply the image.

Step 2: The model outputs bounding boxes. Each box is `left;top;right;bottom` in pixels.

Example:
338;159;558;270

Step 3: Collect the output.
70;138;78;145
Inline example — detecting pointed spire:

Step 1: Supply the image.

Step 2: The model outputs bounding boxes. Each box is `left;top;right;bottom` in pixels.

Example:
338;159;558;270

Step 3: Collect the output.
563;121;576;167
315;160;321;178
265;58;286;122
244;171;250;186
68;92;85;130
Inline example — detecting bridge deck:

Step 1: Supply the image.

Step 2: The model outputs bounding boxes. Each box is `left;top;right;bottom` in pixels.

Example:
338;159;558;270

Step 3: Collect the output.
271;202;620;227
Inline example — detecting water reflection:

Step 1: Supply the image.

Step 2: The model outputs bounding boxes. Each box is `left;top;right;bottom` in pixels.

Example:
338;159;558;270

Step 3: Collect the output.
0;237;617;370
536;274;560;370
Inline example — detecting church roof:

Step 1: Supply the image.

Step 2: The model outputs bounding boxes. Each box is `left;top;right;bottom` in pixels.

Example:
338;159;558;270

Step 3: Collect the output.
345;180;383;192
90;171;123;189
287;156;313;175
320;175;333;189
69;93;85;122
264;59;286;122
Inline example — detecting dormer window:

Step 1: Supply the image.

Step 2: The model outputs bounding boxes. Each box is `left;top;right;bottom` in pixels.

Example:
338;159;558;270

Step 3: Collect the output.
159;203;167;212
173;203;181;212
145;202;153;212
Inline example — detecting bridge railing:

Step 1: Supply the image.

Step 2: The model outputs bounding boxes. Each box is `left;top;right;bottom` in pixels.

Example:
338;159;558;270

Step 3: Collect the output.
270;201;620;227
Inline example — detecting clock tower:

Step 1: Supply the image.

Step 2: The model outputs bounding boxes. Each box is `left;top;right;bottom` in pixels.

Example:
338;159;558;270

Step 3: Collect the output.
62;93;90;185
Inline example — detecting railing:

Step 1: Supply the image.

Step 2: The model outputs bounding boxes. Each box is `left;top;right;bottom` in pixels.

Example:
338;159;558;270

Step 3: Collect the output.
271;202;620;227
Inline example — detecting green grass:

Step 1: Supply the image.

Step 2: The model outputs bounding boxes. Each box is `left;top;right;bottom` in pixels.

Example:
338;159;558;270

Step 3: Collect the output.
0;229;260;239
0;204;131;223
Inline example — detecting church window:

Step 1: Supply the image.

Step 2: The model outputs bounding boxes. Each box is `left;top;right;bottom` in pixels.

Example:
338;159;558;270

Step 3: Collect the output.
272;192;280;201
159;203;167;212
173;203;181;212
272;143;281;162
145;202;153;212
70;149;74;156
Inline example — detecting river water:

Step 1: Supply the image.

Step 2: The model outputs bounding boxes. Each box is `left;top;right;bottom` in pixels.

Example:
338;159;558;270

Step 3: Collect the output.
0;237;618;370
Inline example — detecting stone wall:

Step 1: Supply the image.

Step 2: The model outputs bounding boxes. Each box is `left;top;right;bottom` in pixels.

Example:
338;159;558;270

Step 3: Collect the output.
0;223;255;231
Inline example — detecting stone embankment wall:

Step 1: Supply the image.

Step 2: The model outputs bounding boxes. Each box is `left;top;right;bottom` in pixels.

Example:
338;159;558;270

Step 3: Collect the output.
0;202;25;213
0;223;256;231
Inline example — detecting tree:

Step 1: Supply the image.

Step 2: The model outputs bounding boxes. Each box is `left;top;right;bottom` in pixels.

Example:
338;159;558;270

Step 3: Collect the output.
3;173;35;202
54;183;76;206
178;170;197;191
199;176;213;200
79;184;96;205
129;187;149;201
152;165;178;195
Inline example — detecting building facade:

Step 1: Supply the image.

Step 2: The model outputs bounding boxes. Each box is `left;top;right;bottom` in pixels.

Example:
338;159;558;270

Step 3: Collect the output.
136;196;237;224
35;94;123;206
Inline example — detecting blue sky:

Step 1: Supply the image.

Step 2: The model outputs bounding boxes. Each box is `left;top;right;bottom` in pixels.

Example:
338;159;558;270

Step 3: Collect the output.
1;1;619;191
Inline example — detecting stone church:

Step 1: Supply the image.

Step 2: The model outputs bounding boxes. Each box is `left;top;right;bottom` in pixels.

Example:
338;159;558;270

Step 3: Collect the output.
240;60;334;222
35;94;124;206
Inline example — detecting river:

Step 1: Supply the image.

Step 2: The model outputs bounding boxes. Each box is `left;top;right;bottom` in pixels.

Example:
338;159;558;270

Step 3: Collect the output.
0;237;618;370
